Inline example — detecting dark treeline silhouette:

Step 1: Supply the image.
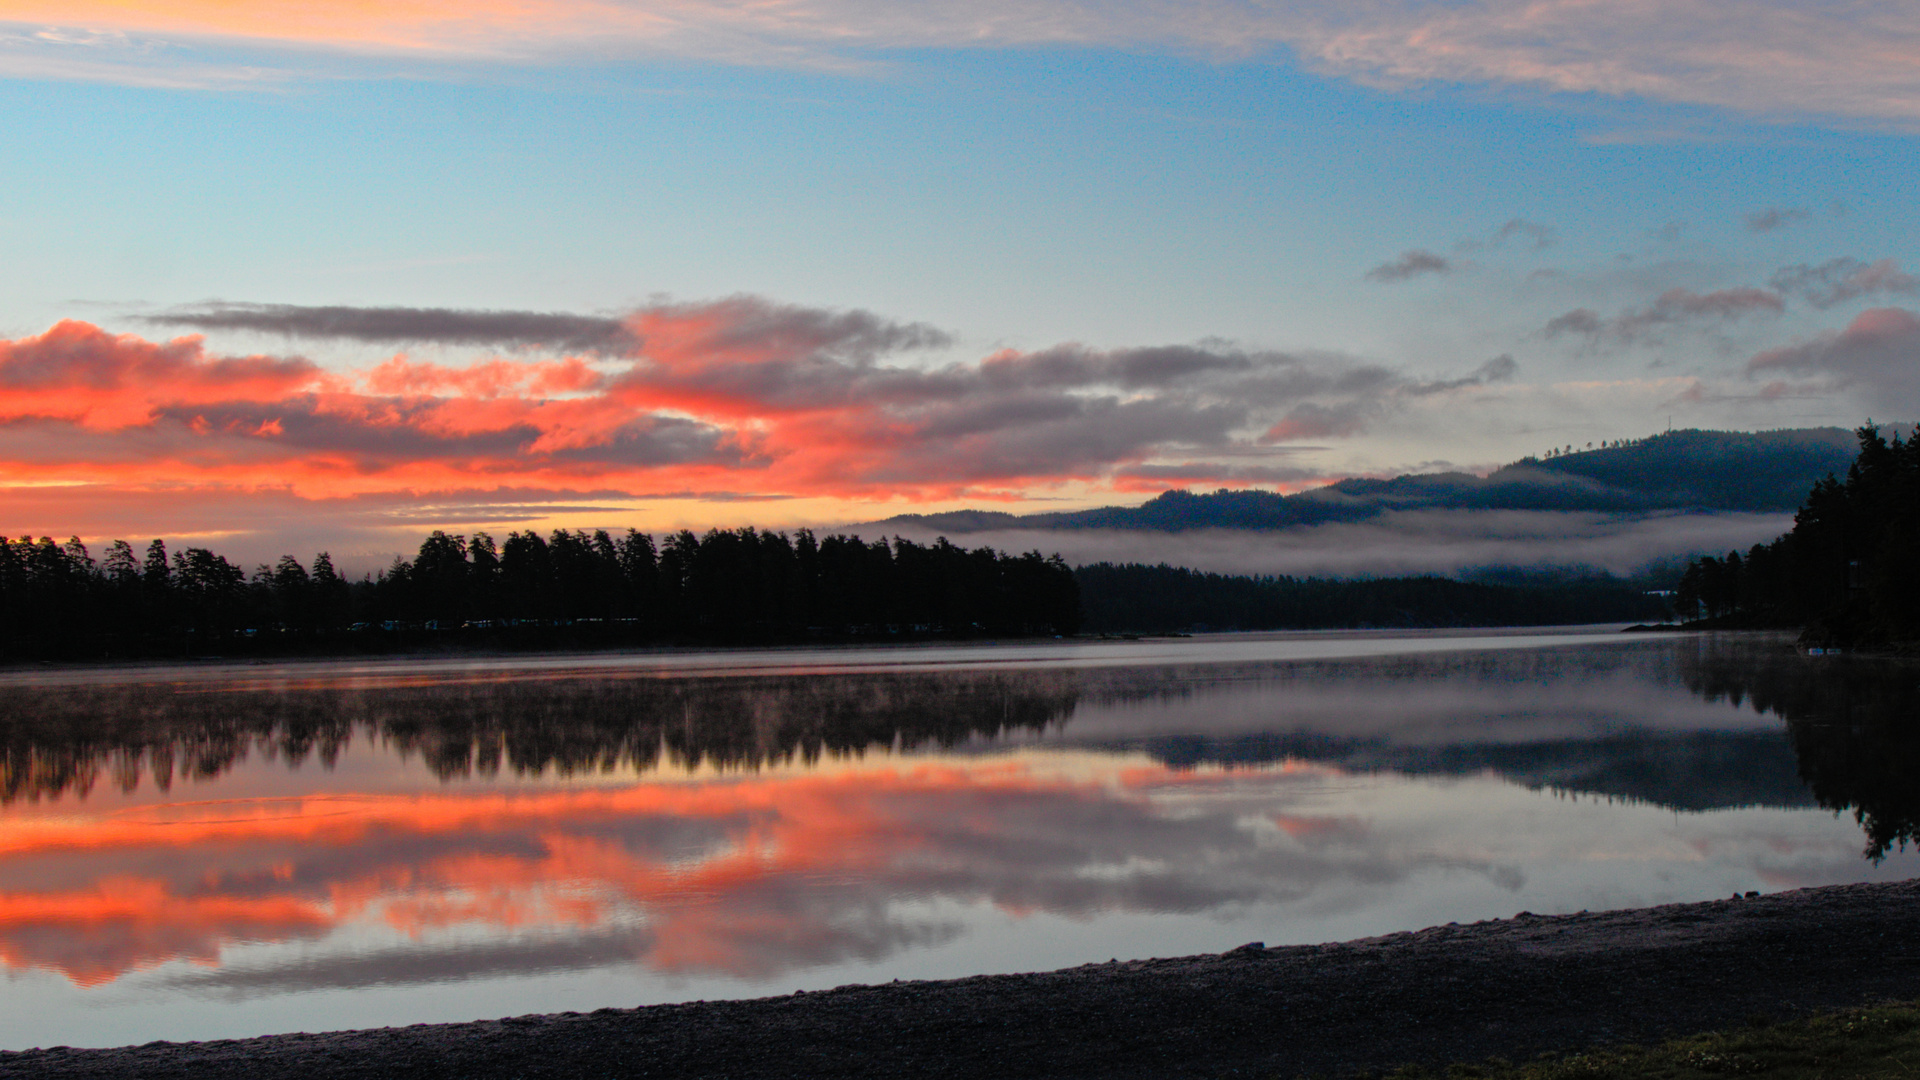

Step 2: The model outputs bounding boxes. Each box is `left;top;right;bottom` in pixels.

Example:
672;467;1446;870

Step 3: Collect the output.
0;528;1081;658
0;669;1083;805
1074;563;1668;632
1679;635;1920;860
1674;423;1920;645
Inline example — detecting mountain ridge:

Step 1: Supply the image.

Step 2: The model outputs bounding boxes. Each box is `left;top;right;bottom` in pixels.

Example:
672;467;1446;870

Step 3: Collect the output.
864;427;1863;534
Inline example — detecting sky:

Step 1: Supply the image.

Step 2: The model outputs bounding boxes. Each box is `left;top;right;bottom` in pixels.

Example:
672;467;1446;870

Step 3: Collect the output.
2;0;1919;566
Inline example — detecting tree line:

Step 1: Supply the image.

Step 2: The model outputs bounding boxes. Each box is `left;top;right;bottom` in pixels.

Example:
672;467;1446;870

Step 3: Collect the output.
0;528;1081;658
1674;423;1920;645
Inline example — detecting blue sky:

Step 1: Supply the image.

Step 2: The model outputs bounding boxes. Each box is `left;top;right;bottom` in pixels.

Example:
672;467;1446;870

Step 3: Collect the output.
0;0;1916;557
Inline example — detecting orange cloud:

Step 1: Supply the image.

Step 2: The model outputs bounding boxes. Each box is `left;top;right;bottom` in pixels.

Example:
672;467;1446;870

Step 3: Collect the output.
0;878;331;987
0;1;664;56
0;320;318;430
0;300;1408;530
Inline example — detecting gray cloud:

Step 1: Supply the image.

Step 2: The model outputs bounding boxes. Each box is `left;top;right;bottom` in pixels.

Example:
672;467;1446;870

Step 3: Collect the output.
1544;309;1604;338
1768;258;1920;309
143;297;955;363
1455;219;1556;254
144;303;643;353
1491;219;1556;250
1365;249;1452;283
1544;288;1784;342
1747;306;1920;409
1404;355;1517;396
370;503;641;523
874;397;1256;485
1261;400;1377;441
1113;462;1326;485
646;295;954;364
146;401;741;471
1745;207;1812;233
593;324;1510;479
1621;287;1785;331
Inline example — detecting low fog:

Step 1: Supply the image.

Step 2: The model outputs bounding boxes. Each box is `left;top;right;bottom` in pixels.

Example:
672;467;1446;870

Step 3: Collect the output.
191;508;1791;582
850;509;1794;579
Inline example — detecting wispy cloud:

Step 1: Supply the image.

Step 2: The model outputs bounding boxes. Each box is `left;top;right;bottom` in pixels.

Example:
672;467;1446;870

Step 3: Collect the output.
10;1;1920;127
1745;207;1812;233
1768;259;1920;309
1404;355;1518;396
1463;218;1557;252
144;303;645;353
1544;288;1785;344
1364;249;1451;283
1287;1;1920;128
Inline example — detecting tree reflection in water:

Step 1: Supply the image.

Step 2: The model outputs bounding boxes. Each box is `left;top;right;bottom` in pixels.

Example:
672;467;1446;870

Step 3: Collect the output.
1679;635;1920;861
0;670;1082;805
3;635;1914;863
0;635;1915;1016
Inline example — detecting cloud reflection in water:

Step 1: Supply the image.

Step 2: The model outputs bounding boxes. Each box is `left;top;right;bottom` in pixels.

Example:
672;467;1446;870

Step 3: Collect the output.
0;634;1909;1011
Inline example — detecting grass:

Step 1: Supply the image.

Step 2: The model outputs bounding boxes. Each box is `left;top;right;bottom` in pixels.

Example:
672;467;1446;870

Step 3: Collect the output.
1368;1002;1920;1080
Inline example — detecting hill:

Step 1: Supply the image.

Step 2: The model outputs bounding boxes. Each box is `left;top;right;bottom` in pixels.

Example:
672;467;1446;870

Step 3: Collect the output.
869;427;1861;534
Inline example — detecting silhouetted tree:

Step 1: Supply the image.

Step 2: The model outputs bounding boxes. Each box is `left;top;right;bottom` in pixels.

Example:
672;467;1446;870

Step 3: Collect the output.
1675;422;1920;644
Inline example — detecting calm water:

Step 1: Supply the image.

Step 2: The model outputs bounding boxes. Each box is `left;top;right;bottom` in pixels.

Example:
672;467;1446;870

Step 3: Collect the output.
1;628;1915;1049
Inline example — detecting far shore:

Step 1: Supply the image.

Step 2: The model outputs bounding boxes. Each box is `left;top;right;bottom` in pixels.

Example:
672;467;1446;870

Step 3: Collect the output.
0;622;1660;687
7;878;1918;1079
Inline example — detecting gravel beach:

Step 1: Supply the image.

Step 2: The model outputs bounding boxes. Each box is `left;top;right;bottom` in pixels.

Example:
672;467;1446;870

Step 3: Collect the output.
7;878;1919;1079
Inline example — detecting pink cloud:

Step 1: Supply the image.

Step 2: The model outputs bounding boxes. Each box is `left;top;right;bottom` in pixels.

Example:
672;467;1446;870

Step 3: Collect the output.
1746;307;1920;410
0;320;319;430
12;2;1920;130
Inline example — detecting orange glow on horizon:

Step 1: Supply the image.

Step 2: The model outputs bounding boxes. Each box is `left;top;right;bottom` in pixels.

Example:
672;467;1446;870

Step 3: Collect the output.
0;316;1334;539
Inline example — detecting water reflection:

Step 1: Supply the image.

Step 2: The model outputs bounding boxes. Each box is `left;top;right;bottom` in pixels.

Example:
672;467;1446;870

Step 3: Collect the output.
0;632;1913;1049
1678;637;1920;860
0;641;1819;813
0;671;1081;804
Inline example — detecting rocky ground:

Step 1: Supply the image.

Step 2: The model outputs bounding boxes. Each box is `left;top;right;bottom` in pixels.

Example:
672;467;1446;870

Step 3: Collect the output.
7;878;1920;1079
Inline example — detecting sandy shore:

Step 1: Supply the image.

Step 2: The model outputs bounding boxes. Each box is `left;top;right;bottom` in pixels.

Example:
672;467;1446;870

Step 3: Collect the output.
7;878;1920;1078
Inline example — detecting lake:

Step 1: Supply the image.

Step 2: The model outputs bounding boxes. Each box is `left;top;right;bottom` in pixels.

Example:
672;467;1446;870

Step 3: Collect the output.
0;628;1913;1050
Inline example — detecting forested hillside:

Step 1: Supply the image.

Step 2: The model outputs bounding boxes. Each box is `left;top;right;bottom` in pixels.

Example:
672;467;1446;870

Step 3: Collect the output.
875;427;1860;534
1675;423;1920;646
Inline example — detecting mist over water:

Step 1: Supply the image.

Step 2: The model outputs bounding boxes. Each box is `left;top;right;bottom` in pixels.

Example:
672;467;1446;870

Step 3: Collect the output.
0;630;1909;1050
857;510;1795;579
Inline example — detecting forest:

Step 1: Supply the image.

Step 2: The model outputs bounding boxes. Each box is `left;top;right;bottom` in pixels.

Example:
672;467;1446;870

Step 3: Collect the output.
0;528;1082;658
0;518;1684;660
1675;423;1920;646
1076;563;1667;633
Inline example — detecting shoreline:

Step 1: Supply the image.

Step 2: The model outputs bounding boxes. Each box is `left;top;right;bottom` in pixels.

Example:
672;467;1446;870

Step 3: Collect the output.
0;623;1654;687
8;878;1920;1079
